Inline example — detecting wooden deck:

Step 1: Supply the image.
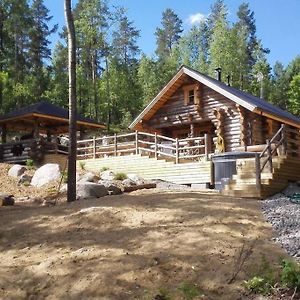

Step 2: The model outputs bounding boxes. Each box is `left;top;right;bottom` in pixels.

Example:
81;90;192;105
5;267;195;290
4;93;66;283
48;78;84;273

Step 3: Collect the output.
0;139;68;164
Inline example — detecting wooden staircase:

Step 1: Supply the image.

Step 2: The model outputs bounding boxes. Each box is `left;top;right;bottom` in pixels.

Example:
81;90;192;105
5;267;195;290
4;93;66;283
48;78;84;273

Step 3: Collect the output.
79;154;212;185
222;155;300;198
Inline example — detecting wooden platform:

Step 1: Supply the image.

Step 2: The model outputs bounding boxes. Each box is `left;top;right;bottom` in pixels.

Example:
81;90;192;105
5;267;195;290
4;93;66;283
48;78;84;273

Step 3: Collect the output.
78;154;212;185
222;155;300;198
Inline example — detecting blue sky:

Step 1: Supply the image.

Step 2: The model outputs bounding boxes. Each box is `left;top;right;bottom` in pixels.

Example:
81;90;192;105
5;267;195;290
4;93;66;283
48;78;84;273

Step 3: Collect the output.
45;0;300;67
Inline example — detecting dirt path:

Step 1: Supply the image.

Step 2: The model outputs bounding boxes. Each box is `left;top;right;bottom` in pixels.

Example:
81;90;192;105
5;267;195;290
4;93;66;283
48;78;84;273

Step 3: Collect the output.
0;190;288;300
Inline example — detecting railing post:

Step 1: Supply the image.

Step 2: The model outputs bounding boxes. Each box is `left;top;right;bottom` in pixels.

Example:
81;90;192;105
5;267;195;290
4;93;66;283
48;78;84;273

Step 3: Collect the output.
135;131;139;155
114;133;117;156
281;124;287;155
175;138;179;164
93;137;96;159
154;132;158;159
255;154;261;192
204;133;209;161
54;136;58;154
266;139;273;172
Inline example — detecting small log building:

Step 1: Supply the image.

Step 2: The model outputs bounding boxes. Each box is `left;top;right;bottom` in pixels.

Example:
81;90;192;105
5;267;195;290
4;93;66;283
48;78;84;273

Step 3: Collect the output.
0;101;105;165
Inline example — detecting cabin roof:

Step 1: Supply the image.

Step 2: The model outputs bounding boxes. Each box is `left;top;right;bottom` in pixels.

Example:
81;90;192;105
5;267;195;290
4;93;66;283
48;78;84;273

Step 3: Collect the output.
0;101;105;132
130;65;300;129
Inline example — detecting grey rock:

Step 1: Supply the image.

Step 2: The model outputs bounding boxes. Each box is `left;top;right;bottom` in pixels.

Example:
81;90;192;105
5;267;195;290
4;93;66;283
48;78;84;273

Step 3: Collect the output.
0;194;15;206
18;174;32;185
31;164;61;187
98;180;124;194
127;173;145;185
8;165;27;178
77;172;99;183
262;185;300;261
122;178;136;187
77;182;108;199
100;170;115;181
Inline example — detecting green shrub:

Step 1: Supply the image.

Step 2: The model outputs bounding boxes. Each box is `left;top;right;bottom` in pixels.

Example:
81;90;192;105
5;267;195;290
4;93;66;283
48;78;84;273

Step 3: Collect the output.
61;171;68;183
78;161;86;170
281;260;300;289
114;172;127;181
26;159;34;169
245;256;276;295
177;282;201;300
245;276;271;295
100;166;110;172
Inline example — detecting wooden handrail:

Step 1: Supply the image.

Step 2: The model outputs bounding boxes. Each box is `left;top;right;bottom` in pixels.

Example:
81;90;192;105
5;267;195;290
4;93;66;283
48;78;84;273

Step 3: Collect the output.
76;130;211;162
255;124;287;192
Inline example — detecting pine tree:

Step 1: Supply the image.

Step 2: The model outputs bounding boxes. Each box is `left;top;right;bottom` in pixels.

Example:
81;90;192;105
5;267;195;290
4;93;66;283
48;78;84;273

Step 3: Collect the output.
155;8;183;60
111;11;140;66
287;74;300;116
28;0;57;101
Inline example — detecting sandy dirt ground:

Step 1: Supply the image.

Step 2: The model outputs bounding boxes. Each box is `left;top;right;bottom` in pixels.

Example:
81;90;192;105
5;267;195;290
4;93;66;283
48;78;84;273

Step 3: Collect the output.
0;188;289;300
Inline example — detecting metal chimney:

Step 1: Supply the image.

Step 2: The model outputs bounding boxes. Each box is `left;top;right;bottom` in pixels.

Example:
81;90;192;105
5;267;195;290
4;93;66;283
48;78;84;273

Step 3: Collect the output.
226;75;231;86
215;67;222;81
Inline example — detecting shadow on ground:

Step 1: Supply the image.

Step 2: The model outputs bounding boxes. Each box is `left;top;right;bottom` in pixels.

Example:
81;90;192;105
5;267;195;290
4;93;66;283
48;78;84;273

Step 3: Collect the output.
0;191;287;300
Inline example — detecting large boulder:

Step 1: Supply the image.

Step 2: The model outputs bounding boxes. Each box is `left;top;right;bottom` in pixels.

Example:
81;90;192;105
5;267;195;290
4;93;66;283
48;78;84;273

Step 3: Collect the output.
31;164;61;187
98;180;123;195
122;178;136;188
0;194;15;206
100;170;115;181
127;173;145;185
77;172;100;183
77;182;108;199
8;165;26;178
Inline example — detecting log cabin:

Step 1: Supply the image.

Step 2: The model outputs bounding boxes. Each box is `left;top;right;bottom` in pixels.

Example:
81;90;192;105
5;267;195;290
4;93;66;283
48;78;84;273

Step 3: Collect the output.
78;66;300;198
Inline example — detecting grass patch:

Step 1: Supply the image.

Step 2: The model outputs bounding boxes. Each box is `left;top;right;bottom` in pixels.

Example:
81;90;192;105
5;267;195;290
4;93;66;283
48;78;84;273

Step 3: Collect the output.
100;166;110;172
114;172;127;181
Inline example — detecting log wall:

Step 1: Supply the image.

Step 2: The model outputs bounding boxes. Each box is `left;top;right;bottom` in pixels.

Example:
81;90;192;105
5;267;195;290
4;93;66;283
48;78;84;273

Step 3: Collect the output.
143;82;242;152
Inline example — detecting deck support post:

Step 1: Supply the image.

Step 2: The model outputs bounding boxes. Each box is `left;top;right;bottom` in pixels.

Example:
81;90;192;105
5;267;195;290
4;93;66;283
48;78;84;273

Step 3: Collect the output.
255;154;261;192
204;133;209;161
266;139;273;172
281;124;287;155
114;133;117;156
135;131;139;155
1;124;7;144
154;132;158;159
93;137;96;159
175;138;179;164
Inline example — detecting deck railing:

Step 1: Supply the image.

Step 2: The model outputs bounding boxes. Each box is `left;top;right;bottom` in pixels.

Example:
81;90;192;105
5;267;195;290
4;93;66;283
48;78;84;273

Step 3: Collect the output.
0;138;68;163
254;124;287;191
77;131;211;163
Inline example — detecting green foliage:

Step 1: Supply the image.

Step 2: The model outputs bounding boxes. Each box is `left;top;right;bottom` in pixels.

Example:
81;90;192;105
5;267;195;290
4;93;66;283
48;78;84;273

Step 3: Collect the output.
280;260;300;289
245;276;271;295
177;282;201;300
246;256;300;296
245;256;276;295
155;8;183;60
25;159;34;168
287;74;300;116
61;171;68;184
113;172;127;181
78;161;86;170
0;0;299;133
100;166;109;172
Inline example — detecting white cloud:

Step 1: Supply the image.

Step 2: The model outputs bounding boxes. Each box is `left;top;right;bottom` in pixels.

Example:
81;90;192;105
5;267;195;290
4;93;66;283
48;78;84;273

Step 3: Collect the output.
186;13;206;26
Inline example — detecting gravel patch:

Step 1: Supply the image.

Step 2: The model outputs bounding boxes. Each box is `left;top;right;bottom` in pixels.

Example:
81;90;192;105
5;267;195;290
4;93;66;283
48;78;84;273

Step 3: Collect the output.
262;183;300;261
151;179;192;191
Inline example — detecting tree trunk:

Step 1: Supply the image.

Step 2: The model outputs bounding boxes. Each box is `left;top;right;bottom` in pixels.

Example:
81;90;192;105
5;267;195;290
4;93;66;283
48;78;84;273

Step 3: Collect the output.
64;0;77;202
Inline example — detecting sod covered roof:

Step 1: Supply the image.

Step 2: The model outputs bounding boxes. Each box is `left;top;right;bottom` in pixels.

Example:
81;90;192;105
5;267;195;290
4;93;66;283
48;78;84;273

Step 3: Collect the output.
0;101;105;134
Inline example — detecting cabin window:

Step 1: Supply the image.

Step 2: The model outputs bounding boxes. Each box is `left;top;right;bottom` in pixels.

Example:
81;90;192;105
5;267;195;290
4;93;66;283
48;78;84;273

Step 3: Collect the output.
188;90;195;104
183;84;201;106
